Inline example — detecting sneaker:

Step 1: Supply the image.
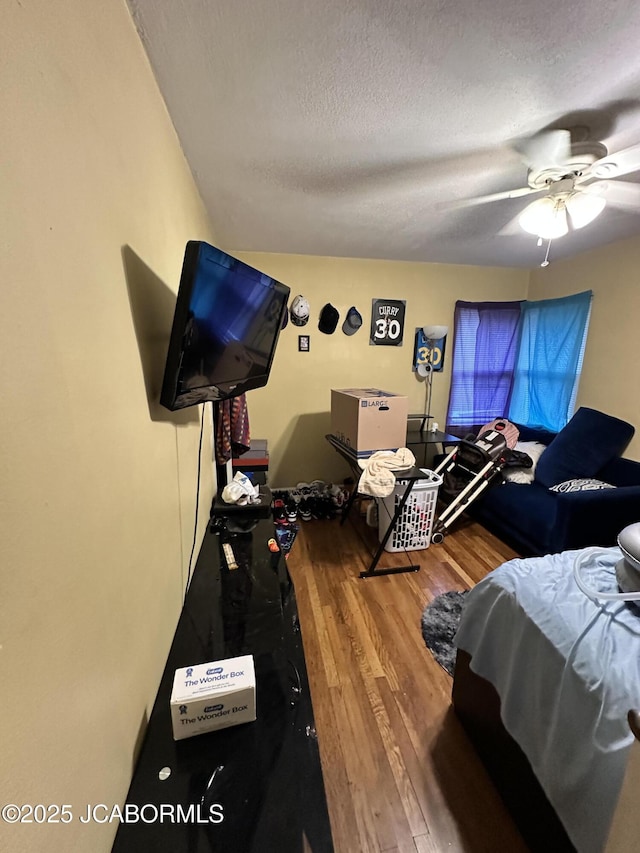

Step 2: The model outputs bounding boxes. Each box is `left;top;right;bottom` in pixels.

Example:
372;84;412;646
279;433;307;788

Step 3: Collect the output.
328;483;347;507
299;497;312;521
286;500;298;523
319;495;337;519
311;495;332;520
324;498;337;520
288;488;302;504
272;498;287;524
306;496;318;520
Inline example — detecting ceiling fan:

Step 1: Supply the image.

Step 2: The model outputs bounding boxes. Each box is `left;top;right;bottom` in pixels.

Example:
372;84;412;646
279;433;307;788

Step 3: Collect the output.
452;127;640;241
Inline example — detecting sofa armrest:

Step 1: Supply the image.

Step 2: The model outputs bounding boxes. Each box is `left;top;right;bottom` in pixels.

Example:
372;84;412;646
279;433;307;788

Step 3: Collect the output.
600;456;640;487
552;486;640;552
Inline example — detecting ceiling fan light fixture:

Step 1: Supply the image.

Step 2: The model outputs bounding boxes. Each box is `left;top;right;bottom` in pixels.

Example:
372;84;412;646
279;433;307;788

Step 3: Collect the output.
518;196;568;240
565;192;606;229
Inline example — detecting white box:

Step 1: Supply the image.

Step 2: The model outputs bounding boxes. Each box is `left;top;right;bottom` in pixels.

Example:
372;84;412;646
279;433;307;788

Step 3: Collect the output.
170;655;256;741
331;388;409;458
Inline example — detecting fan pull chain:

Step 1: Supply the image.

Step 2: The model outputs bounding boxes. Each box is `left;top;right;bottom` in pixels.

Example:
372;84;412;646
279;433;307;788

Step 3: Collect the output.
540;239;552;267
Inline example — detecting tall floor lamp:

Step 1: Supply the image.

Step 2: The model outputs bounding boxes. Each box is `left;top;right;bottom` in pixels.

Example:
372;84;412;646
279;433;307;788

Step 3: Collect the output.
417;324;448;430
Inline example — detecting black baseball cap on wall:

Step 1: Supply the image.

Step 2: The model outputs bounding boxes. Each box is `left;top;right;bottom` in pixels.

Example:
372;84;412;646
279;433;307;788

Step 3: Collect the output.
318;303;339;334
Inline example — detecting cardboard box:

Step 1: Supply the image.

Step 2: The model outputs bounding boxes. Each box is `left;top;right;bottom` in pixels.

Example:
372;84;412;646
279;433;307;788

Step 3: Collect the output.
170;655;256;740
331;388;409;458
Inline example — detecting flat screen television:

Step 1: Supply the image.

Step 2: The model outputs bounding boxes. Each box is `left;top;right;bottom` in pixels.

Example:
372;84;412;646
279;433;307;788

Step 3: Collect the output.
160;241;290;411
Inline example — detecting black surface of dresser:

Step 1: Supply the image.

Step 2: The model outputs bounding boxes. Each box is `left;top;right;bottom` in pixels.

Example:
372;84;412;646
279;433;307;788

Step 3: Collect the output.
112;515;333;853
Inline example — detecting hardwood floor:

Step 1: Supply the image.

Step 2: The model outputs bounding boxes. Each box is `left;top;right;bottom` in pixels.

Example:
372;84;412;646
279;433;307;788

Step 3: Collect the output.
287;509;529;853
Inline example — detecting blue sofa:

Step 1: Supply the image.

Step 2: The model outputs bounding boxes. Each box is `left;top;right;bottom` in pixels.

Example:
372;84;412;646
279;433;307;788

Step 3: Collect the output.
467;407;640;556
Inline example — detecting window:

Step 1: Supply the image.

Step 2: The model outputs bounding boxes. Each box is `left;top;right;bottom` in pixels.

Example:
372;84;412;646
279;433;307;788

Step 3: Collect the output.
508;292;592;431
446;301;522;429
446;291;592;433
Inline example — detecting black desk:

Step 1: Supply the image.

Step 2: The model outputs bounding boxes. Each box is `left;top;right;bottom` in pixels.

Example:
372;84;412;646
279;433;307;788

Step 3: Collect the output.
326;434;433;578
325;434;368;525
112;516;333;853
406;427;461;467
407;412;434;433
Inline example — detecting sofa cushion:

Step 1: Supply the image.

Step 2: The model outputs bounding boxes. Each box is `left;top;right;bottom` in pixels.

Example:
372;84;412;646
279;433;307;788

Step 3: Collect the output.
535;408;635;489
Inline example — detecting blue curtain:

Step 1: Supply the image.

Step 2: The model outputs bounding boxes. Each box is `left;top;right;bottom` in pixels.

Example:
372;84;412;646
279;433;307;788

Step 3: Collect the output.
446;301;522;428
508;291;592;431
446;291;592;433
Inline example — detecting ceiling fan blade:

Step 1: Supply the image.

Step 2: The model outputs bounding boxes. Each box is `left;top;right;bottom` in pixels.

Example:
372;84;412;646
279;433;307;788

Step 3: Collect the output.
585;180;640;210
513;129;571;168
447;185;542;210
589;143;640;180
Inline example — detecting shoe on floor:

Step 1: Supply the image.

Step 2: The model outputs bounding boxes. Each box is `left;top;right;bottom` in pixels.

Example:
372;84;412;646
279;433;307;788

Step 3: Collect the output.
272;498;287;524
286;500;298;523
299;497;312;521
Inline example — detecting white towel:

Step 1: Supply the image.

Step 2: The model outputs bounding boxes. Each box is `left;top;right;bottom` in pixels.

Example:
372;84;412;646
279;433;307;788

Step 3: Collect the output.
357;448;416;498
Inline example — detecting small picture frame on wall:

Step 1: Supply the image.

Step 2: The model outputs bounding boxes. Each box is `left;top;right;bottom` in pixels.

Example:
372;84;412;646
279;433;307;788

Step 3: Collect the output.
298;335;310;352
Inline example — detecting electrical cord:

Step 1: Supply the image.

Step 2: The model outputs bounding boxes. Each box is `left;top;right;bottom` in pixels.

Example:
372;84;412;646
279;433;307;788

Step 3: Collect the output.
184;404;206;601
573;547;640;602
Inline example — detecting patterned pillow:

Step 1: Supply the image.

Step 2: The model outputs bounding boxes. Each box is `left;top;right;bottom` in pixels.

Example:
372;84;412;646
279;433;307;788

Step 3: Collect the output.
550;478;616;493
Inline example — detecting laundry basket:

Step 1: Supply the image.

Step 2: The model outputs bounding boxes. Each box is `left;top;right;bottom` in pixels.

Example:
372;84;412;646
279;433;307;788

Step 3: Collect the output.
377;469;442;552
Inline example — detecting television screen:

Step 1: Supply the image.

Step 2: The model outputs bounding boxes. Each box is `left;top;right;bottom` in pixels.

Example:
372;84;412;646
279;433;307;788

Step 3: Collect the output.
160;242;290;411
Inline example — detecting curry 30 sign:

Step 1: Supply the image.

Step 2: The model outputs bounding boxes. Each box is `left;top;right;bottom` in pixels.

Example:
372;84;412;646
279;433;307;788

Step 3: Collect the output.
369;299;406;346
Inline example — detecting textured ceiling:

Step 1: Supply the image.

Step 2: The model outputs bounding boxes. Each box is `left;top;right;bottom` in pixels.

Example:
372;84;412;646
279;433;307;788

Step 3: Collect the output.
129;0;640;268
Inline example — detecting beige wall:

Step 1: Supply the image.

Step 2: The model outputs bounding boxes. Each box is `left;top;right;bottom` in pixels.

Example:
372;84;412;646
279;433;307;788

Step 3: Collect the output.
234;253;528;486
528;236;640;461
246;240;640;487
0;2;216;851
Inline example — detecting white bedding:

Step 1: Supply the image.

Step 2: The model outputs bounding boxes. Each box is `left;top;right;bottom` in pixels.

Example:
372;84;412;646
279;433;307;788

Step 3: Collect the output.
455;547;640;853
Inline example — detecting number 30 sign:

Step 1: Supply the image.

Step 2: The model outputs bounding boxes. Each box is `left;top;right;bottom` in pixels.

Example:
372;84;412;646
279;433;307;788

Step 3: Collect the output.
369;299;406;346
413;328;446;372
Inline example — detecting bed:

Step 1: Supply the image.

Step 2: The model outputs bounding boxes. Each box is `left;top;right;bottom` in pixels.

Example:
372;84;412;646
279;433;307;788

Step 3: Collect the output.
453;547;640;853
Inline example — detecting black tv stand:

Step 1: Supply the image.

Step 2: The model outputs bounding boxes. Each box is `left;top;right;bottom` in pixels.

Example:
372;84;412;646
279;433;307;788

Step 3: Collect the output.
112;515;333;852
